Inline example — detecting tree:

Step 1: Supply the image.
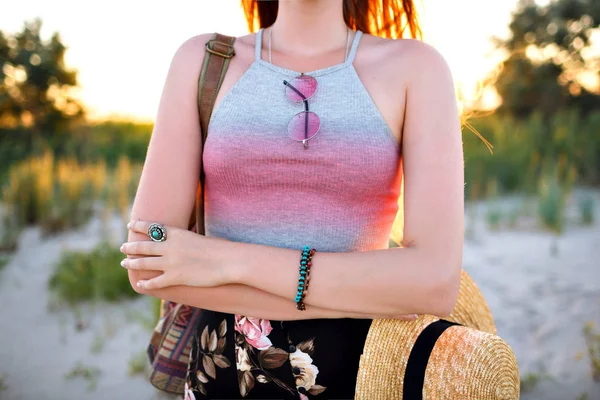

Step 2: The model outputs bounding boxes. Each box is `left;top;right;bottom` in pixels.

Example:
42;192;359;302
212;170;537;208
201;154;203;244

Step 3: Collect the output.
494;0;600;118
0;18;84;141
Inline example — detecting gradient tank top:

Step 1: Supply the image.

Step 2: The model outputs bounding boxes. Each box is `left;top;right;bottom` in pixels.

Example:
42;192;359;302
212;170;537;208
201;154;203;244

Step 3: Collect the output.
186;29;404;400
203;29;402;253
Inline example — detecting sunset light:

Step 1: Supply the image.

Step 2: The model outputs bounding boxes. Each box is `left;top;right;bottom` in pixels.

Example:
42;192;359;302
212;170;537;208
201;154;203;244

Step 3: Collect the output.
2;0;515;122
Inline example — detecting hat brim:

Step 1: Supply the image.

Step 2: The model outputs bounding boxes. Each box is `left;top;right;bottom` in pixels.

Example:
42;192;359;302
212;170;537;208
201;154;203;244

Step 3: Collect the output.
355;315;519;399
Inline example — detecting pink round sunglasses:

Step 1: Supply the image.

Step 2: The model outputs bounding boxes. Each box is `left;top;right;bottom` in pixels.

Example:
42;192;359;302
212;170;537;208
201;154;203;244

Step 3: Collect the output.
283;74;320;149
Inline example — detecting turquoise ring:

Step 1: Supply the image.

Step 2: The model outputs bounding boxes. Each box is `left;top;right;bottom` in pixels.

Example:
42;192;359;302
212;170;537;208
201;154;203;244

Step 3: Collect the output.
148;223;167;242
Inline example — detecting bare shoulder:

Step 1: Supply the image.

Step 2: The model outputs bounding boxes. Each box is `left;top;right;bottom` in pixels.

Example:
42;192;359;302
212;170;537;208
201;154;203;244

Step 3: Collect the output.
160;33;214;82
170;32;256;71
170;33;214;64
359;33;453;85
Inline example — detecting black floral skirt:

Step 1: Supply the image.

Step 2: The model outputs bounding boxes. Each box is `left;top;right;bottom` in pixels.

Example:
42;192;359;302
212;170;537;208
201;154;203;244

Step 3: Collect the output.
184;310;372;400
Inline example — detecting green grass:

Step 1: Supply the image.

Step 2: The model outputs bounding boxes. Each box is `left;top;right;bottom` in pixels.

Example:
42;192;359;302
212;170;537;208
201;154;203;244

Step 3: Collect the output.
49;242;137;305
578;193;595;225
128;350;149;376
507;205;520;228
64;362;101;391
0;214;22;252
583;322;600;382
0;255;10;271
90;332;105;354
124;306;157;332
537;174;567;234
486;206;503;230
520;371;550;394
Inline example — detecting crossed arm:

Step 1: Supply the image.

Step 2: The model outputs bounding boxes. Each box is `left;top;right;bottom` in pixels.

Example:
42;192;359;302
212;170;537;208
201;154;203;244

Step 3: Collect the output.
125;36;464;321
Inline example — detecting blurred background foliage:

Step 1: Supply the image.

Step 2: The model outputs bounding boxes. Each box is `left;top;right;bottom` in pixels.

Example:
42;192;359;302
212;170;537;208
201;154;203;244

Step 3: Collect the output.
493;0;600;118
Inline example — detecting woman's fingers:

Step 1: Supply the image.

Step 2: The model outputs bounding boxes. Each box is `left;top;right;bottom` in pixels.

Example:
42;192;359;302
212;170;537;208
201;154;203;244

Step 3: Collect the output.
121;256;163;271
135;274;172;291
120;241;165;256
396;314;419;320
127;219;156;235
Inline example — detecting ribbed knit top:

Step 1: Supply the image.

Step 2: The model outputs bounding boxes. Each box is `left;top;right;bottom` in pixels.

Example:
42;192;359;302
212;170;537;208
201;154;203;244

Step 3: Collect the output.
203;29;402;252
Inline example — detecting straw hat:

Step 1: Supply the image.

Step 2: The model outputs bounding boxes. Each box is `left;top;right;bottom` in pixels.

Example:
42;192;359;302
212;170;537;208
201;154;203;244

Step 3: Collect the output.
445;269;497;335
355;270;519;399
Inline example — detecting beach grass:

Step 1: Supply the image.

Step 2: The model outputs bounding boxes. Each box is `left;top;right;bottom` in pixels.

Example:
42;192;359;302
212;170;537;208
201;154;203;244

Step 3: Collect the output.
49;242;137;305
578;193;595;225
583;322;600;382
0;255;9;271
64;362;101;391
127;350;149;376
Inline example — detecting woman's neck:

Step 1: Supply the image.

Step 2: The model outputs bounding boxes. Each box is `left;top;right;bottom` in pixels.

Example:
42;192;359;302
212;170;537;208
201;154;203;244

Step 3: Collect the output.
269;0;348;58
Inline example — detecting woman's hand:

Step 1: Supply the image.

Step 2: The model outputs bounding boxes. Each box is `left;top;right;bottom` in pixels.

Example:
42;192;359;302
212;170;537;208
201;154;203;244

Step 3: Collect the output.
120;220;235;290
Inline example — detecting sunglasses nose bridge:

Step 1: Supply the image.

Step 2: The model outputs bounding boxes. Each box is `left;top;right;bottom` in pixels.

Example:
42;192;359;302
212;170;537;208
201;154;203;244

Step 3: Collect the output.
284;81;308;102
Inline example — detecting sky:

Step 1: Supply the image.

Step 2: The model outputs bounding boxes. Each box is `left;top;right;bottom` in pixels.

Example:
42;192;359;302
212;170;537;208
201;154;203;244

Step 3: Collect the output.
1;0;518;122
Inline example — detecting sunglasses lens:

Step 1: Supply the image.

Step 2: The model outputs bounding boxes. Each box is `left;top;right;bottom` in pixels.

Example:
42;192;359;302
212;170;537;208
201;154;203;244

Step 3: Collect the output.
288;111;321;142
285;75;318;102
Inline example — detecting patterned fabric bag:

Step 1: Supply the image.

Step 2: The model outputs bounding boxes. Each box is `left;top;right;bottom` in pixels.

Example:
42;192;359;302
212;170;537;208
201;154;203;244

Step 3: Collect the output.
146;33;236;395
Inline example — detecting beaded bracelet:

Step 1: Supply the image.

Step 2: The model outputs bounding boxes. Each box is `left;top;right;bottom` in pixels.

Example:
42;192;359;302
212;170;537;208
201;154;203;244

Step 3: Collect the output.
295;246;316;311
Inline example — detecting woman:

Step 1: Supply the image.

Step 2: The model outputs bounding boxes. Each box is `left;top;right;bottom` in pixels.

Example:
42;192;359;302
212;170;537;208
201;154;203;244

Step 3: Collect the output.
120;0;464;398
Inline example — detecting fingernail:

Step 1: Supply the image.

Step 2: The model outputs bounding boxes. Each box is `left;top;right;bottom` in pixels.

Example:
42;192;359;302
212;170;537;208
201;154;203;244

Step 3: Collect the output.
127;222;132;229
412;314;418;319
136;281;144;288
120;259;127;267
119;244;125;252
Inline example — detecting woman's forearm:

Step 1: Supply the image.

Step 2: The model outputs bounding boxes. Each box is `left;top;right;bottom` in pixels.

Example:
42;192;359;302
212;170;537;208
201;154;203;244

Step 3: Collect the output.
226;240;461;318
129;269;400;320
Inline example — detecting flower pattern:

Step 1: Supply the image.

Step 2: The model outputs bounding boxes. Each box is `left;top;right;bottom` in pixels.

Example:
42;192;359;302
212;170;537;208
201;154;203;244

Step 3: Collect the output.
290;349;319;390
289;339;327;397
187;314;327;399
186;319;231;397
184;382;195;400
234;315;273;350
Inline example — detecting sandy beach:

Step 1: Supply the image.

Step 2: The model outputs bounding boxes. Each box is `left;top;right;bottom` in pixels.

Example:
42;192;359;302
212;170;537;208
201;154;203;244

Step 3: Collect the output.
0;191;599;400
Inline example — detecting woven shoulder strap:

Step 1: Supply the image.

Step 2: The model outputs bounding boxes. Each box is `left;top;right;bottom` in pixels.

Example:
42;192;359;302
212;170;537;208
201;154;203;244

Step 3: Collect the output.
190;33;236;232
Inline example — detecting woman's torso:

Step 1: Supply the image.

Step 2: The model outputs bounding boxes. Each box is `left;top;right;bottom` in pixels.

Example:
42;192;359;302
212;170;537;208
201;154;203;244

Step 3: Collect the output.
187;29;407;400
204;29;404;251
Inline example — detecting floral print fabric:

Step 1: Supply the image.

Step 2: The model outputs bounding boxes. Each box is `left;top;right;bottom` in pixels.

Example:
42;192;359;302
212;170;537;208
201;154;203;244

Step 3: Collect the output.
186;310;371;399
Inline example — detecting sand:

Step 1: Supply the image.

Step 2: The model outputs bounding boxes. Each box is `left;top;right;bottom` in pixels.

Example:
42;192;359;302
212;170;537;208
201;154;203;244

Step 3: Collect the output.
0;190;599;400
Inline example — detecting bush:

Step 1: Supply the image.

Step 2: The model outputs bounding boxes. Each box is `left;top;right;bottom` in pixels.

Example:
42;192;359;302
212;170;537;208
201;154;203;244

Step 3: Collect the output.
464;109;600;199
49;242;137;305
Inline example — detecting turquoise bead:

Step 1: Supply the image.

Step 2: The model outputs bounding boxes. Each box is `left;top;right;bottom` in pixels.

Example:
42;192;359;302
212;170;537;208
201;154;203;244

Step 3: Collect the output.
304;246;310;251
152;231;160;239
301;261;307;265
300;271;306;275
299;276;305;281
